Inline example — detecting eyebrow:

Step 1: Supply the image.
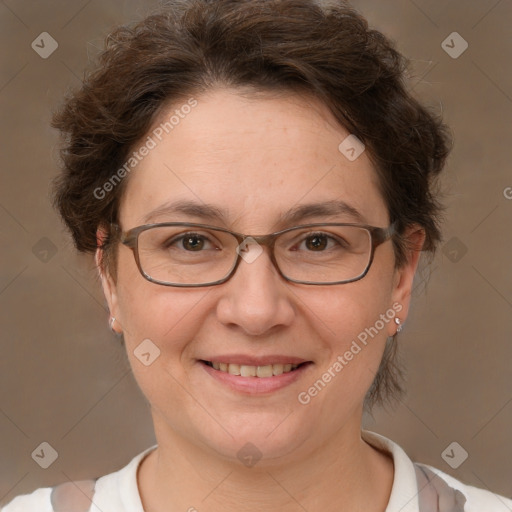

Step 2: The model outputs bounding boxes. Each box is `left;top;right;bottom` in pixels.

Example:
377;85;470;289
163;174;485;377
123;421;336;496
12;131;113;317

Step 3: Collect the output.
141;198;366;227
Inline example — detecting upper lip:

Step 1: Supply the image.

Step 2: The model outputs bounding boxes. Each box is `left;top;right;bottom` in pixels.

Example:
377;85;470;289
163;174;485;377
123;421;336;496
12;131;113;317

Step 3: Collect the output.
200;354;311;366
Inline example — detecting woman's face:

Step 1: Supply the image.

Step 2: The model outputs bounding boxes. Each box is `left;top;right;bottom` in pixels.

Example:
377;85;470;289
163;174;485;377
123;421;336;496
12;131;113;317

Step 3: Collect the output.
99;88;420;464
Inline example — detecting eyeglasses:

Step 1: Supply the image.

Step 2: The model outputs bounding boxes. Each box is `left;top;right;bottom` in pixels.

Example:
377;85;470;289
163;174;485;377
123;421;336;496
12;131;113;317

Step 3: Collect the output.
113;221;395;287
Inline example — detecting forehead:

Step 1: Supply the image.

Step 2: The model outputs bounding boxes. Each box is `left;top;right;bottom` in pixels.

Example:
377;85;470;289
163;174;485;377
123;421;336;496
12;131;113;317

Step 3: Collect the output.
119;88;388;231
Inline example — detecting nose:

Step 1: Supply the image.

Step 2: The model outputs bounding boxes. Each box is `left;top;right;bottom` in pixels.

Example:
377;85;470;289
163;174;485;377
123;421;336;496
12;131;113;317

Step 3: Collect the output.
215;243;295;336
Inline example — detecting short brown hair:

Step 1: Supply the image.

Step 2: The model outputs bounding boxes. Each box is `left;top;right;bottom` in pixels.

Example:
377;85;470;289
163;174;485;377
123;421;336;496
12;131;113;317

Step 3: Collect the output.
51;0;452;410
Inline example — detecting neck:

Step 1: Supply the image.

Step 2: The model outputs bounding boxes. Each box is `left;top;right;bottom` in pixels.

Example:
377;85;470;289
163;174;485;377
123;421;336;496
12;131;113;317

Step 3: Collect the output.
138;417;394;512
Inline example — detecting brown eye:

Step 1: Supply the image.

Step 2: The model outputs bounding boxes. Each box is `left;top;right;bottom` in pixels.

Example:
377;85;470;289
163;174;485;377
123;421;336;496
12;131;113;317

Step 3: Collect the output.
182;235;205;251
305;234;328;251
162;232;214;251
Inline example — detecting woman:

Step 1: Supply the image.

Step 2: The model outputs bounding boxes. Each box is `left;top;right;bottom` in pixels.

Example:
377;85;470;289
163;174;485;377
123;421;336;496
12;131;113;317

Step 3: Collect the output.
3;1;511;511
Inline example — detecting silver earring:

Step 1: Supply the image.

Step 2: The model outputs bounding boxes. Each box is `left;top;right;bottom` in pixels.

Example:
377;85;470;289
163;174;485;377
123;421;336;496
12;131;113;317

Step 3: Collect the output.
109;316;121;336
394;317;402;333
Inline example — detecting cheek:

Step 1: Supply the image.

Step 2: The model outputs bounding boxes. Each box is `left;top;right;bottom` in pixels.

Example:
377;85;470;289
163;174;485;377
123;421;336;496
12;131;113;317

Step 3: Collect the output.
119;285;207;346
114;253;210;375
300;266;396;347
116;283;208;414
296;290;394;415
294;258;396;401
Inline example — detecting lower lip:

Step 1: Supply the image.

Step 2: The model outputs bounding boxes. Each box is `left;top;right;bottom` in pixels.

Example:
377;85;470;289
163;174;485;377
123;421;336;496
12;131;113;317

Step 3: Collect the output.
199;361;313;394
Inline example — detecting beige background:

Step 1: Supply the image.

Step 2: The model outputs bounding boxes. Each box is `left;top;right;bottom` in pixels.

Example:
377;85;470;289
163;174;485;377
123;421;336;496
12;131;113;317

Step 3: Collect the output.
1;0;511;506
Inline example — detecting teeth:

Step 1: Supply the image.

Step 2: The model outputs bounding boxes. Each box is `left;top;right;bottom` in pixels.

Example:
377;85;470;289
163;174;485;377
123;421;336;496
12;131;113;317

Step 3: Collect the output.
256;365;273;378
272;364;284;375
208;361;301;377
240;365;256;377
228;363;241;376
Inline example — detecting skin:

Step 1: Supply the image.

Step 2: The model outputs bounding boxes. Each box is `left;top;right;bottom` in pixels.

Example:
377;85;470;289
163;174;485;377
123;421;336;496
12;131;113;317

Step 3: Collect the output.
96;88;424;512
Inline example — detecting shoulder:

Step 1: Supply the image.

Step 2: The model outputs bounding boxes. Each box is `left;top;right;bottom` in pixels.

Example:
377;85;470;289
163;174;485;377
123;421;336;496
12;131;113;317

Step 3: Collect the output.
417;463;512;512
1;481;99;512
1;487;53;512
1;445;157;512
361;430;512;512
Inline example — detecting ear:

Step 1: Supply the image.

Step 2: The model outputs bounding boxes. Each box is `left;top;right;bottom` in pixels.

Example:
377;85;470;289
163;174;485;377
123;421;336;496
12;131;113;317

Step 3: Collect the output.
387;225;426;337
95;227;122;334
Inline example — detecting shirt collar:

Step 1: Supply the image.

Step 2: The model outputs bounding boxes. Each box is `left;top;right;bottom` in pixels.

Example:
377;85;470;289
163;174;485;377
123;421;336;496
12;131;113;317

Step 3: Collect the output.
362;429;422;512
109;432;459;512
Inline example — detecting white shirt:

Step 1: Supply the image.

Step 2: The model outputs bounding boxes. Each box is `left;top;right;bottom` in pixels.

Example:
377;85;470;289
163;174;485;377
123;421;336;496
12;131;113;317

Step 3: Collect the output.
3;430;512;511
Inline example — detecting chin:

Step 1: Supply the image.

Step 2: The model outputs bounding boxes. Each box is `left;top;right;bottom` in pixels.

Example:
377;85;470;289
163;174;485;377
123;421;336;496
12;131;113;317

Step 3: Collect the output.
191;409;318;466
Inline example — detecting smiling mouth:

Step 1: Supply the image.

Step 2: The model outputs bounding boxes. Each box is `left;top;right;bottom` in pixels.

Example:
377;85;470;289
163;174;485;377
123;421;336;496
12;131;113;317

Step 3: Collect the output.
201;361;310;378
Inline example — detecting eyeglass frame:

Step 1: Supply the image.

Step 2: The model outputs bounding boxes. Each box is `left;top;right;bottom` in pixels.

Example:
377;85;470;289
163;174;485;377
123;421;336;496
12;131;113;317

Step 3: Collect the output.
111;221;396;287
